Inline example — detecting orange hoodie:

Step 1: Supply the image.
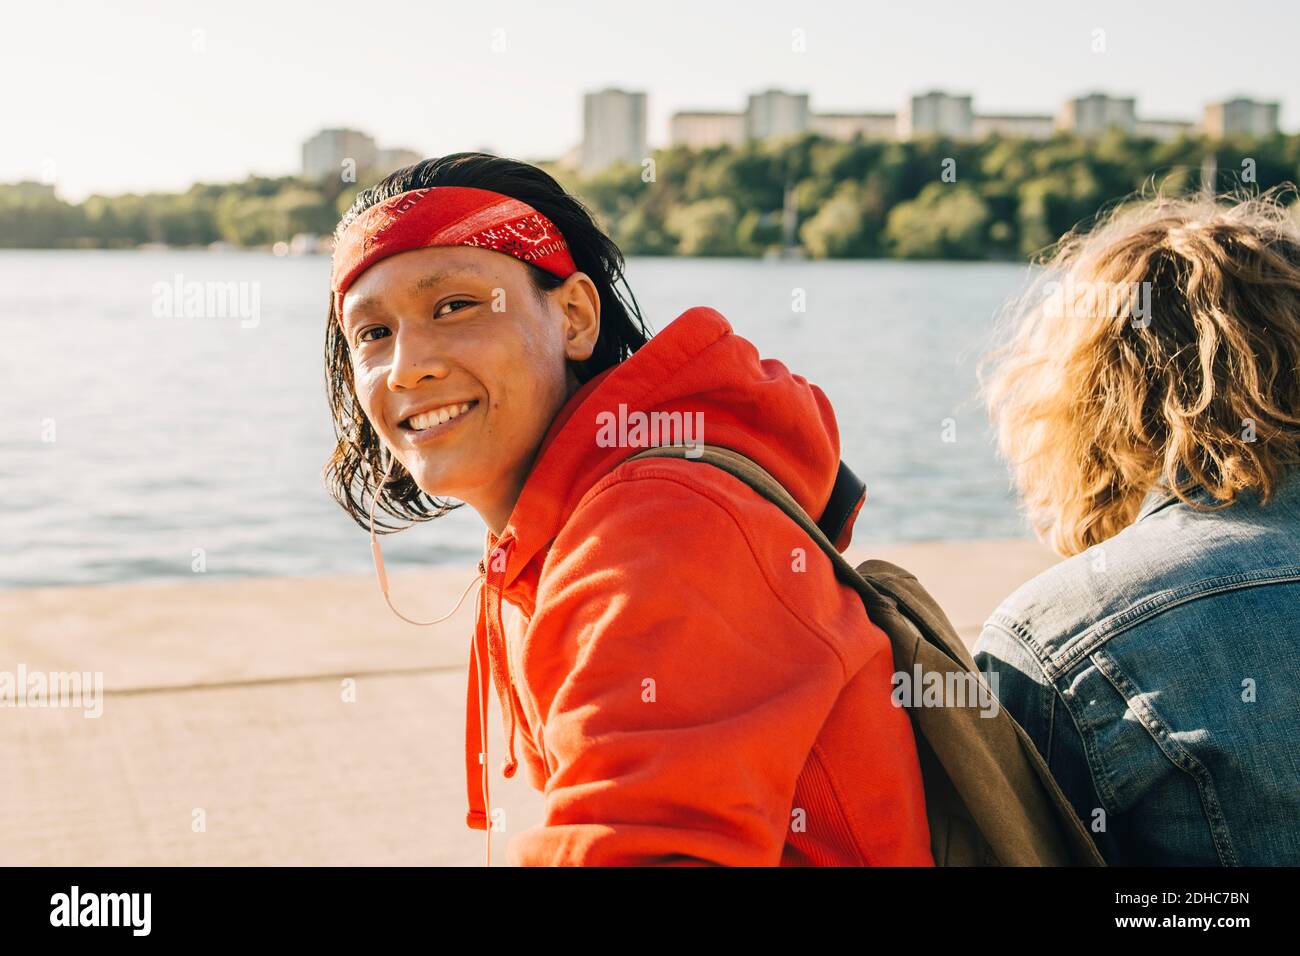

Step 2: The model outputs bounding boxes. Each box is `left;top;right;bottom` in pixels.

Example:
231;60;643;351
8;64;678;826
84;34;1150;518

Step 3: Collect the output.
464;305;933;866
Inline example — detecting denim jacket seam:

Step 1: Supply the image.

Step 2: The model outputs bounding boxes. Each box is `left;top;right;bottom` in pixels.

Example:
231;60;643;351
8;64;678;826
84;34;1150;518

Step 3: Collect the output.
981;616;1057;674
995;565;1300;680
1043;679;1056;777
1053;660;1124;815
1089;648;1242;866
979;620;1057;753
984;621;1112;834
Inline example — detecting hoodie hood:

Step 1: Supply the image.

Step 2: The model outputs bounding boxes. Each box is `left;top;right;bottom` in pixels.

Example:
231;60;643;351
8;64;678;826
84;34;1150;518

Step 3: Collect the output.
464;305;865;838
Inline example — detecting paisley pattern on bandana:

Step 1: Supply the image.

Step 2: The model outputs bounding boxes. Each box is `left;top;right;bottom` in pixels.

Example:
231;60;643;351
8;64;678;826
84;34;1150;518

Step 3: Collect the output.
331;185;578;316
462;213;569;264
362;188;433;252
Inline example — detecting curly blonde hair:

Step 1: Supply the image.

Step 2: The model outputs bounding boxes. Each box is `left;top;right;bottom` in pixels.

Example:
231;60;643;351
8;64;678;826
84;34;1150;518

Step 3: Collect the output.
983;188;1300;556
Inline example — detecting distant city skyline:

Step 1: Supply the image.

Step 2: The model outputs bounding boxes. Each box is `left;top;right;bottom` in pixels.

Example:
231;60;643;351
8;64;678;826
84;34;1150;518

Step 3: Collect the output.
293;89;1282;186
5;0;1297;201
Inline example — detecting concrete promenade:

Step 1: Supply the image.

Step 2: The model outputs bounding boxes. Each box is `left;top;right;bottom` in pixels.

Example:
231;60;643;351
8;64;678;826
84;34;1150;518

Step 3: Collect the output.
0;538;1058;866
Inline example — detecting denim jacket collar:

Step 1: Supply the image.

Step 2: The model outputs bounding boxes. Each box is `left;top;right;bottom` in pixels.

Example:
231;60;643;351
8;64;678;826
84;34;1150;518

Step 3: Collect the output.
1135;480;1245;523
1135;486;1181;522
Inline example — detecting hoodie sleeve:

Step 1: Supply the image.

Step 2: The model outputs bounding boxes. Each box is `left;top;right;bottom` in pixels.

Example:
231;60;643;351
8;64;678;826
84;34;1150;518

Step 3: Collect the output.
504;468;858;866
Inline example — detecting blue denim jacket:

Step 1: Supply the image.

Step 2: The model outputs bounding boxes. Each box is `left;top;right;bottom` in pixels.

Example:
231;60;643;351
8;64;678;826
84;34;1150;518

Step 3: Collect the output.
974;473;1300;866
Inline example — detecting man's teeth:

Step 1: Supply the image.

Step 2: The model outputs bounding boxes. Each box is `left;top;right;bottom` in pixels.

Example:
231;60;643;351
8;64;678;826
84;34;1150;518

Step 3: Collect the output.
408;402;473;430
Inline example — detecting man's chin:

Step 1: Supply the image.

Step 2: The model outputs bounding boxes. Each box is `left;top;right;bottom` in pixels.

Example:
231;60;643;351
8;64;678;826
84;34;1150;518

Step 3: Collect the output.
409;468;470;504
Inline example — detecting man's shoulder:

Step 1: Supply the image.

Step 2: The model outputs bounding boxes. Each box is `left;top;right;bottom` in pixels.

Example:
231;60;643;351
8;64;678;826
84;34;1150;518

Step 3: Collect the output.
984;542;1129;664
552;455;882;667
985;512;1210;669
986;489;1300;673
571;454;831;555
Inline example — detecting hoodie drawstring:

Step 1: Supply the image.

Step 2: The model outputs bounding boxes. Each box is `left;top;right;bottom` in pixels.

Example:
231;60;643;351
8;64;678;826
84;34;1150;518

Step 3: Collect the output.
464;538;521;845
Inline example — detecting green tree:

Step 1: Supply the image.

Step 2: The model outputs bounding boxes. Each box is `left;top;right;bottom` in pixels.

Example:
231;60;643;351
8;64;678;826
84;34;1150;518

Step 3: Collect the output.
736;208;781;256
885;182;991;259
612;205;675;255
801;180;871;258
665;197;741;256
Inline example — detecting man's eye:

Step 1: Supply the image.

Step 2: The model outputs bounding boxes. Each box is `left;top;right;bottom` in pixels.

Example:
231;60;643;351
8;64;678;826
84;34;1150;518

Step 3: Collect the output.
435;299;476;318
357;326;391;343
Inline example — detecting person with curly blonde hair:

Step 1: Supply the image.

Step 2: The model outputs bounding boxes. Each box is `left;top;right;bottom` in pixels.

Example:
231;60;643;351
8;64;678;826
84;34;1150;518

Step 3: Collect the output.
975;189;1300;865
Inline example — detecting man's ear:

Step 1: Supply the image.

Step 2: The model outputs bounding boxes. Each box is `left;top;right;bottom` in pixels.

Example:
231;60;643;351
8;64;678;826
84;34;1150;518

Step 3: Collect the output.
559;272;601;362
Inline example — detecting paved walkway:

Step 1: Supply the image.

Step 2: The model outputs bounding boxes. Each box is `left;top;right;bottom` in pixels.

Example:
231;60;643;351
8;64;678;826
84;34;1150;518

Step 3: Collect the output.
0;538;1058;866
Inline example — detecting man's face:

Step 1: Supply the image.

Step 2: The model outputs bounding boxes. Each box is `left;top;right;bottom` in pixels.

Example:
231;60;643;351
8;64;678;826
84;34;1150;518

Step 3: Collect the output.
339;244;598;530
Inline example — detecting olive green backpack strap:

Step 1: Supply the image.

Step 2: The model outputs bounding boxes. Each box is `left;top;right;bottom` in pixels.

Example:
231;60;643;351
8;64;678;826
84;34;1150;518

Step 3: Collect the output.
625;443;1105;867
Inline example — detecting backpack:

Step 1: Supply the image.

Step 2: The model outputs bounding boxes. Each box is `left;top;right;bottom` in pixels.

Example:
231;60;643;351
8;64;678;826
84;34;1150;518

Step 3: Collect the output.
627;443;1106;866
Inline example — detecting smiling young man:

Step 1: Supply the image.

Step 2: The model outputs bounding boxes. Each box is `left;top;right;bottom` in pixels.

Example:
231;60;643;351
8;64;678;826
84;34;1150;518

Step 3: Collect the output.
337;243;601;535
322;152;934;867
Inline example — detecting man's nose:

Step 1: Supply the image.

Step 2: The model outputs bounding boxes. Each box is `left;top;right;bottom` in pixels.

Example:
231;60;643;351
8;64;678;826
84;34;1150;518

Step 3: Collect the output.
387;324;450;390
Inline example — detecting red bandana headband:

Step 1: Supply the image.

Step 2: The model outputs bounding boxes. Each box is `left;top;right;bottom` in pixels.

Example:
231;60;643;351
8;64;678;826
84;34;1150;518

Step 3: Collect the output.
330;185;578;316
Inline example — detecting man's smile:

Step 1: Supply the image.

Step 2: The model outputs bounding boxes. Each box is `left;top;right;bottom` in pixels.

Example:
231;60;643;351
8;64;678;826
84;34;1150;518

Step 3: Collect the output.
398;399;480;442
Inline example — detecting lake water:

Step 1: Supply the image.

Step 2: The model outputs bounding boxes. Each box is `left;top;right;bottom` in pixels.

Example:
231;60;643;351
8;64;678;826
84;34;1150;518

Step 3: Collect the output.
0;250;1038;589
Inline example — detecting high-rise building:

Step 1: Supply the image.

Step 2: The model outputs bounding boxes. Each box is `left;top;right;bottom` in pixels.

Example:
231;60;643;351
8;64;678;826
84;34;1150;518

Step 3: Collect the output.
1057;93;1137;136
899;91;974;139
659;88;1287;155
6;180;58;200
809;112;897;141
375;148;423;173
971;113;1054;139
581;88;647;174
746;90;811;141
301;129;377;181
1134;118;1196;141
1203;98;1281;137
669;111;747;149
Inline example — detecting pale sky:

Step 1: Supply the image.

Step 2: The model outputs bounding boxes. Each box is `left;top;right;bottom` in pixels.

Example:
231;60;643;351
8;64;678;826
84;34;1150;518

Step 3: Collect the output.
6;0;1297;201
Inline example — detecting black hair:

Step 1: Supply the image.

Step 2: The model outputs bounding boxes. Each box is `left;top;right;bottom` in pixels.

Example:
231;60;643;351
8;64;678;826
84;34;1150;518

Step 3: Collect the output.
324;152;653;531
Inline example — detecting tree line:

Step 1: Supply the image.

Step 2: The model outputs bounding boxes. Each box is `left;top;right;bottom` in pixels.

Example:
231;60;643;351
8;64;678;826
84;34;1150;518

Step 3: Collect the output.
4;130;1299;260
